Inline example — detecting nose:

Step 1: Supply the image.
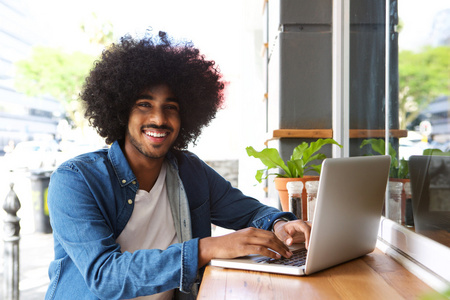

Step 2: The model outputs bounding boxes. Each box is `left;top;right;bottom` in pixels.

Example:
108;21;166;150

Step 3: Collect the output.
149;106;167;126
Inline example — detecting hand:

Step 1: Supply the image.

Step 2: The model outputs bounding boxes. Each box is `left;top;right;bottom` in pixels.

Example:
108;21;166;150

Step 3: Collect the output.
272;220;311;249
198;227;292;268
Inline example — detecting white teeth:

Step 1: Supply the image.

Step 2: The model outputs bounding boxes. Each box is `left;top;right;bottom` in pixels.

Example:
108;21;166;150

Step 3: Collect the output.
145;132;167;138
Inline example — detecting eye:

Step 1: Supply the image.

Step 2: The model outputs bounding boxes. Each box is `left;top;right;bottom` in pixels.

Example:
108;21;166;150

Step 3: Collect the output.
137;102;151;107
165;103;179;111
135;101;152;110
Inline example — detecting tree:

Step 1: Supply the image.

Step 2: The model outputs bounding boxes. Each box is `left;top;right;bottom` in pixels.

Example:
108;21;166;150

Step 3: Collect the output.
14;13;115;130
80;13;115;48
398;46;450;130
15;47;95;128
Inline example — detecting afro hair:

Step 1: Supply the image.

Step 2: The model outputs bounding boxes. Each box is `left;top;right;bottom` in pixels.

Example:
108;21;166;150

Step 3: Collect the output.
81;31;225;149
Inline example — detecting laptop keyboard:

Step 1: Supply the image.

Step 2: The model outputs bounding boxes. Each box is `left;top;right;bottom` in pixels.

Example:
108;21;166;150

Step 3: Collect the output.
254;248;308;267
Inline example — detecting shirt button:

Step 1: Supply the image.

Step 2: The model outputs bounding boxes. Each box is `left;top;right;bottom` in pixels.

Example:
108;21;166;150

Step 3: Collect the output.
128;199;133;205
122;179;126;184
132;181;136;185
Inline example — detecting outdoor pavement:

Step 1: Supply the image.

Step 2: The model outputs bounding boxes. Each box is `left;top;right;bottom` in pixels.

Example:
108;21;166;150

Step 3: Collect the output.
0;232;54;299
0;158;53;299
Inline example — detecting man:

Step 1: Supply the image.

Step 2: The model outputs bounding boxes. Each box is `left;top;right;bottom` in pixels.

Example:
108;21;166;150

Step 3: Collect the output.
46;32;310;300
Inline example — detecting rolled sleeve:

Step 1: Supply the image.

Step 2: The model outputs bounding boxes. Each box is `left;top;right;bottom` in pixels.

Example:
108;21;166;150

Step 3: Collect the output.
252;211;297;230
180;238;200;293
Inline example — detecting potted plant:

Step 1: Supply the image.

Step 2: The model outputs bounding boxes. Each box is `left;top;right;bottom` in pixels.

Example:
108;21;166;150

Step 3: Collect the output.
361;140;450;224
360;138;409;179
246;138;342;214
360;138;410;223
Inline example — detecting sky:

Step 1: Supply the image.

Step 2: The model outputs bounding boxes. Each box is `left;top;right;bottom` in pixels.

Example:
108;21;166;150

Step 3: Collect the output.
398;0;450;50
24;0;248;68
23;0;450;50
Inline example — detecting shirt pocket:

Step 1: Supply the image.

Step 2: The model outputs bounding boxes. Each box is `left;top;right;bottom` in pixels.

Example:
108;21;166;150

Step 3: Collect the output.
189;199;211;238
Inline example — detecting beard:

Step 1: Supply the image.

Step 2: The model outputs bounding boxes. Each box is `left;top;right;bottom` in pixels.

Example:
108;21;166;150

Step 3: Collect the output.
126;127;171;160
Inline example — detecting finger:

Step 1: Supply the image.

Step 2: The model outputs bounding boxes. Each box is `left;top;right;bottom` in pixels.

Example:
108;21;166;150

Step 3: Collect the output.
254;245;292;259
268;241;292;258
299;222;311;249
248;235;292;258
252;246;282;260
304;224;311;250
273;222;295;246
285;221;311;249
239;228;292;258
299;221;311;249
277;229;294;246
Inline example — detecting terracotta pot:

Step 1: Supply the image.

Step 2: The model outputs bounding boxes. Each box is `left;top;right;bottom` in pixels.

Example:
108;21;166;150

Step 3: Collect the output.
274;176;320;220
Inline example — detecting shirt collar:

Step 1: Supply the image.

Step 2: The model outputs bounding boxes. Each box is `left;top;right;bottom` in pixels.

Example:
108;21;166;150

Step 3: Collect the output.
108;141;179;187
108;141;137;187
165;150;179;171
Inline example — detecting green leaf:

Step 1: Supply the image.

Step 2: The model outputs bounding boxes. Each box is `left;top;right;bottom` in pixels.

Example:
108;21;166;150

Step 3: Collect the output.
390;165;398;178
255;169;265;183
360;138;399;169
288;160;304;178
291;142;309;160
360;139;385;155
398;158;410;179
388;144;399;168
303;153;327;167
307;164;323;174
247;138;342;182
246;146;291;179
423;148;450;156
302;139;342;162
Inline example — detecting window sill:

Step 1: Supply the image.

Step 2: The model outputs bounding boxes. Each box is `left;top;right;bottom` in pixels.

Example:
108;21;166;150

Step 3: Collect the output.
377;217;450;292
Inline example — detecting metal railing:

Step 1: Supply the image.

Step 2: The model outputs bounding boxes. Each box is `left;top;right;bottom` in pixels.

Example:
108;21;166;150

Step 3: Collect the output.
3;179;21;300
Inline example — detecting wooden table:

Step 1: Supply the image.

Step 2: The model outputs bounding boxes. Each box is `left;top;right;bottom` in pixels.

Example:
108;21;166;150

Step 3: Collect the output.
197;249;434;300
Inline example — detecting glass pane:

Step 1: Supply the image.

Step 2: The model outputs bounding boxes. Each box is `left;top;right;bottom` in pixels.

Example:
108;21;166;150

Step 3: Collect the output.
348;1;450;249
397;0;450;247
348;1;392;156
347;1;393;220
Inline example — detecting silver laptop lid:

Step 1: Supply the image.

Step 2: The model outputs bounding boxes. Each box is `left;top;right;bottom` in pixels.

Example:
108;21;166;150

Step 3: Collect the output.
305;155;390;274
210;155;390;276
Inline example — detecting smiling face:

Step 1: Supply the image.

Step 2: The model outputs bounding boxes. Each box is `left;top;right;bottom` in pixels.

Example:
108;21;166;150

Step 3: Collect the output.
124;84;181;163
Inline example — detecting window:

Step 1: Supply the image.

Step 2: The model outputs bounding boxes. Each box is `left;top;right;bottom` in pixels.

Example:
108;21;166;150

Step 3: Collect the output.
260;0;448;288
343;0;450;289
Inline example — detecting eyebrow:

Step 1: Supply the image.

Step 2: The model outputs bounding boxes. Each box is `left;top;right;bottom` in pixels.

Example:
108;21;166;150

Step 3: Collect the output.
137;94;179;103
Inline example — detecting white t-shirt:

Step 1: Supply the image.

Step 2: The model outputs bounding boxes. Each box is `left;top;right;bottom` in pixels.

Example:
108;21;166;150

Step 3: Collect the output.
116;162;178;300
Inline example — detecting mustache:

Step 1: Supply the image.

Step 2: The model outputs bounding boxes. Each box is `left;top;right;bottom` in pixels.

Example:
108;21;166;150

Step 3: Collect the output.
141;124;173;131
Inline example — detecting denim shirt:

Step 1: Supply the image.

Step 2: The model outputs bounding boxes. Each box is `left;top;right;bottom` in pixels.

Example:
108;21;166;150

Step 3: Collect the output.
45;141;295;300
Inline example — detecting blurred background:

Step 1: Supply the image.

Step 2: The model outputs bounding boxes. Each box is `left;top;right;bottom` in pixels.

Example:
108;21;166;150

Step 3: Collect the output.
0;1;267;298
0;0;268;230
0;0;449;298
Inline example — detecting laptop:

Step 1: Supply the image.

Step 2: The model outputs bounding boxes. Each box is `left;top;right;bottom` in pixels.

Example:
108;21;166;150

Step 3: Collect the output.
211;155;391;276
